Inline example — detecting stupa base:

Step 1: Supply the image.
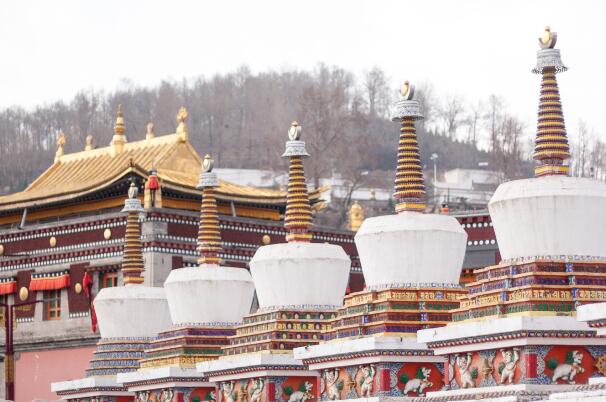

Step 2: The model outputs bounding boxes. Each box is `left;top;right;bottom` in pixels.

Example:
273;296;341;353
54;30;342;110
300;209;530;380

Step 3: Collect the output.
295;336;445;399
199;352;320;402
118;366;215;402
417;316;606;396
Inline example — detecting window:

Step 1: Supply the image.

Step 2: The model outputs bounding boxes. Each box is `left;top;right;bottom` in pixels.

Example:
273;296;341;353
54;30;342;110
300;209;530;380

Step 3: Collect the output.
44;289;61;321
100;271;118;289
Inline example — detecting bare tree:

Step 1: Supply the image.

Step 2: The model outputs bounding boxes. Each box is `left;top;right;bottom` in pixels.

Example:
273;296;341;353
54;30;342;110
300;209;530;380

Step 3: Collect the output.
363;67;390;118
438;94;465;139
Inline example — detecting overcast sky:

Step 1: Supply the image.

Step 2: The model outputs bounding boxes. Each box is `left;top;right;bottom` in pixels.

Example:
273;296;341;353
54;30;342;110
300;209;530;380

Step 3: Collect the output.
0;1;604;145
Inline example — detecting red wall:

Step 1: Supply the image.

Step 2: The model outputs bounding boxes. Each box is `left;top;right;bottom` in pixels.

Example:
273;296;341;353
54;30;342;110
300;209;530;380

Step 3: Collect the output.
16;345;95;402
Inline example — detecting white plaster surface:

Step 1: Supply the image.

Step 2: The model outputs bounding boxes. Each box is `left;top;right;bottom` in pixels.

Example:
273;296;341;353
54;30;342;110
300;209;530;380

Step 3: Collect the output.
427;383;577;399
548;389;606;401
417;316;596;353
118;366;207;385
198;352;302;374
489;176;606;260
250;242;350;309
576;302;606;324
51;376;121;392
294;336;427;361
355;212;467;287
94;284;172;338
164;265;255;325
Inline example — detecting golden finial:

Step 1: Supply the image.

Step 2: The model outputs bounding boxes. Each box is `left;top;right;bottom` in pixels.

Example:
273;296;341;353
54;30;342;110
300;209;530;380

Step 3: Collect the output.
128;181;138;199
110;104;127;154
114;104;125;135
55;131;66;162
539;26;557;49
176;106;189;142
202;154;214;173
288;121;302;141
348;201;364;231
84;133;93;151
146;122;155;140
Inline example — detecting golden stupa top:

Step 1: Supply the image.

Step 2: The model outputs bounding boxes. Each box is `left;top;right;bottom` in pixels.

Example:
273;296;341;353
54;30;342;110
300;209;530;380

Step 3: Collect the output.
0;108;325;212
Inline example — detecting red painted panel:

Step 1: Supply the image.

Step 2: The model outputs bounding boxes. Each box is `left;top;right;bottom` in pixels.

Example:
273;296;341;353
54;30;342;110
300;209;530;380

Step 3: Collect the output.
16;345;96;402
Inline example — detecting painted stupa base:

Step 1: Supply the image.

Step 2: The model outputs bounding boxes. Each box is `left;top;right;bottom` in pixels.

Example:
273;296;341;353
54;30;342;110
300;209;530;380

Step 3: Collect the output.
450;258;606;322
52;337;150;401
323;285;466;341
117;366;215;402
223;308;336;356
198;353;320;402
417;316;606;401
294;336;444;400
138;325;236;368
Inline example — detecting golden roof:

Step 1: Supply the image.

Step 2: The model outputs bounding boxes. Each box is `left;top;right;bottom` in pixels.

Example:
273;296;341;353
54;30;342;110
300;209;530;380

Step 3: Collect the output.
0;132;324;212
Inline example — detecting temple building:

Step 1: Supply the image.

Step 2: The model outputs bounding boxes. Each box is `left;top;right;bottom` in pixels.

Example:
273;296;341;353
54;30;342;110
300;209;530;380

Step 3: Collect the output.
417;27;606;401
0;106;357;402
294;82;468;399
196;121;351;402
52;182;173;401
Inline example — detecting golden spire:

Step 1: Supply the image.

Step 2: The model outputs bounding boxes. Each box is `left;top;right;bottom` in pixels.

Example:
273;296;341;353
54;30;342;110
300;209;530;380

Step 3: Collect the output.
283;121;313;242
84;133;94;151
348;201;364;231
176;106;189;142
121;182;145;285
54;131;66;163
197;154;222;265
392;81;426;213
110;104;127;155
532;27;570;177
146;122;155;140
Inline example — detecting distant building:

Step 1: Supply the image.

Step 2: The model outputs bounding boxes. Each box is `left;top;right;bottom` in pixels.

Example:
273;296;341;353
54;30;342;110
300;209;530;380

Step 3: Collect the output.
433;168;502;209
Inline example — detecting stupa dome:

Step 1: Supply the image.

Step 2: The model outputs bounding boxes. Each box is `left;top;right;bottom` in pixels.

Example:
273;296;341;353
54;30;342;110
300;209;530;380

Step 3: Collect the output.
489;176;606;260
95;284;171;338
163;155;255;325
356;212;467;287
249;122;350;310
250;242;350;309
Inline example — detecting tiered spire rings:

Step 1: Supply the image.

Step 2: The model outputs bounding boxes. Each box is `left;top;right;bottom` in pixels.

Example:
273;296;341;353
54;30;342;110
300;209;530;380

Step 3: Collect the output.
532;27;571;177
391;81;426;213
197;154;222;265
282;121;313;242
121;182;145;285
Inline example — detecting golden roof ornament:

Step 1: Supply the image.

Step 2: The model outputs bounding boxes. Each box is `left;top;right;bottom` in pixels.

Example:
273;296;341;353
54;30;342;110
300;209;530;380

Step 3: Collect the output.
288;121;302;140
54;131;66;163
84;133;93;151
348;201;364;231
110;104;127;155
176;106;189;142
146;122;155;140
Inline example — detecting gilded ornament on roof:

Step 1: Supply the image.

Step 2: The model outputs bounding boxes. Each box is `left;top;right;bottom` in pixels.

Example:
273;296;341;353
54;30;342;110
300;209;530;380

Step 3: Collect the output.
84;134;94;151
400;80;415;100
